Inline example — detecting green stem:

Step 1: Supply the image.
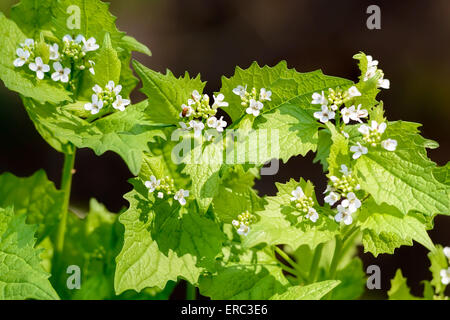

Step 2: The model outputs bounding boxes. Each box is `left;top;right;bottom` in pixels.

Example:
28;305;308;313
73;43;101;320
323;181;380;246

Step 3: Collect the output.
308;243;324;283
186;283;196;300
273;246;308;282
328;236;343;280
55;148;76;262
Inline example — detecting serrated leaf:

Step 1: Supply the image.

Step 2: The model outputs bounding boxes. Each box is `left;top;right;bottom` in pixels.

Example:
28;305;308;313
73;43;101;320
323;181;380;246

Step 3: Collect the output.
388;269;420;300
0;207;59;300
133;60;206;125
0;13;71;104
0;170;64;243
10;0;55;37
120;35;151;56
428;245;448;296
326;123;350;176
354;121;449;216
269;280;340;300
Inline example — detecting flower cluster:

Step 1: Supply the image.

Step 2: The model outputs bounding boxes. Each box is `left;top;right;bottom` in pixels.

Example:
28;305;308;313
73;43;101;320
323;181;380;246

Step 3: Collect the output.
354;120;397;156
144;175;189;206
179;90;228;138
312;86;364;124
84;81;130;115
232;210;257;236
233;85;272;117
13;35;99;84
440;247;450;285
324;165;362;225
363;55;390;89
290;186;318;223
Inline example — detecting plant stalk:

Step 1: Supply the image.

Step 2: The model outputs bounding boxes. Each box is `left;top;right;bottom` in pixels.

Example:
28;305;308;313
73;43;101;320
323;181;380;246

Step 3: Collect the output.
308;243;324;283
186;282;197;300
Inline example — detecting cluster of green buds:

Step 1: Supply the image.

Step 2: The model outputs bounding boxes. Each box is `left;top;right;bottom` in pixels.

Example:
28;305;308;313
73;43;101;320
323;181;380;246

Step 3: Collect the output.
187;91;216;119
232;85;271;117
238;87;257;107
327;87;351;107
329;173;360;194
232;210;257;236
61;34;98;74
291;194;314;214
290;186;319;223
144;175;175;199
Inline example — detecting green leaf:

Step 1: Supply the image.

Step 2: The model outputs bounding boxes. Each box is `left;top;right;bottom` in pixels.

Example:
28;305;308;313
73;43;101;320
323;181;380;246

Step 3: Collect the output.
23;98;166;175
326;123;350;176
0;13;71;104
220;61;353;122
358;198;434;257
388;269;420;300
243;179;338;251
10;0;55;37
269;280;340;300
133;60;206;125
120;35;151;56
114;178;224;294
428;245;448;296
354;121;449;216
0;207;59;300
313;129;332;171
0;170;64;242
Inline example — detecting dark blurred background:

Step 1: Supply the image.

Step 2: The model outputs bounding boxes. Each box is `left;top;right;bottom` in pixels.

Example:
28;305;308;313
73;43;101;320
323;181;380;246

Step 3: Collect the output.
0;0;448;299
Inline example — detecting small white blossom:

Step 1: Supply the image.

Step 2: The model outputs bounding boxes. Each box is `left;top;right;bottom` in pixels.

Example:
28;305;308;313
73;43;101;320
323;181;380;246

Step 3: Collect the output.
330;104;338;111
84;94;104;115
232;220;240;227
179;121;190;130
88;60;95;75
335;205;353;225
329;176;339;183
366;55;379;68
443;247;450;259
106;80;122;95
179;104;193;118
313;105;335;123
174;189;189;206
246;99;263;116
157;192;164;199
290;186;305;201
144;175;161;192
378;78;390;89
259;88;272;101
51;62;70;83
440;268;450;285
82;37;99;52
28;57;50;80
206;116;218;128
306;207;319;223
323;184;335;194
21;38;35;48
189;90;202;104
49;43;59;61
189;120;205;138
340;164;351;176
381;139;397;151
324;192;340;206
237;223;250;236
212;93;228;108
358;124;370;136
370;120;387;134
347;86;361;98
311;91;327;105
92;84;103;94
208;116;227;132
13;48;30;67
232;85;247;98
350;142;368;159
341;106;355;124
112;95;130;111
350;104;368;123
341;192;361;213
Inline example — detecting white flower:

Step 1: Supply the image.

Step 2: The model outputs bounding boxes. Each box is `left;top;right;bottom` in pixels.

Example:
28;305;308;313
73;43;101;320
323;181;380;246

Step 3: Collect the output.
212;93;228;108
340;164;351;176
330;104;338;111
157;192;164;199
88;60;95;75
49;43;59;61
246;99;263;116
189;120;204;137
174;189;189;206
92;84;103;94
347;86;361;98
341;131;350;139
28;57;50;80
84;94;104;115
190;90;202;103
206;116;218;128
366;55;379;68
51;62;70;83
209;116;227;132
324;192;340;206
63;34;85;44
444;247;450;259
106;80;122;95
144;175;161;192
329;176;339;184
313;105;335;123
341;192;361;213
335;205;353;225
290;186;305;201
237;223;250;236
179;104;193;118
13;48;30;67
232;220;240;227
311;91;327;105
378;78;390;89
232;85;247;98
381;139;397;151
112;95;130;111
259;88;272;101
21;38;34;48
341;106;355;124
216;116;227;132
323;184;335;194
370;120;387;134
306;207;319;223
440;268;450;285
350;142;368;159
358;124;370;136
82;37;99;52
350;104;368;123
179;121;190;130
